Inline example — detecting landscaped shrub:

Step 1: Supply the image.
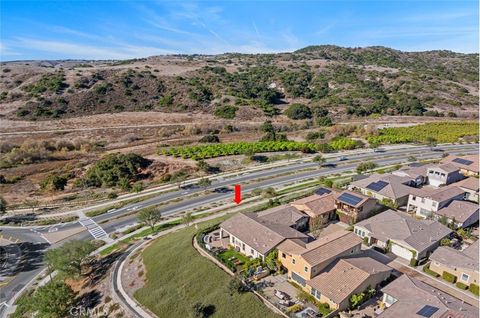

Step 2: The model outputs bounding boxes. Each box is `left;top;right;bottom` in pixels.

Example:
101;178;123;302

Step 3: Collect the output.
286;304;303;313
456;282;468;290
469;283;479;296
422;264;440;278
409;258;418;267
214;105;238;119
442;271;457;283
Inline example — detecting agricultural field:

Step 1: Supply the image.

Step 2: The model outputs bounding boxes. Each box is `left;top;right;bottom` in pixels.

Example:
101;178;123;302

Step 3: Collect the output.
159;138;363;159
134;218;280;318
367;121;479;145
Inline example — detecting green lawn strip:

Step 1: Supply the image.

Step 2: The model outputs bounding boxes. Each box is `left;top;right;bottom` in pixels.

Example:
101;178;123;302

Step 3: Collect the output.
134;217;281;318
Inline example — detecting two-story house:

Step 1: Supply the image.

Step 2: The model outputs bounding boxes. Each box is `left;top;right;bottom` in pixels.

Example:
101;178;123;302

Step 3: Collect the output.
426;164;465;187
441;154;479;177
406;186;465;219
334;190;377;224
290;187;339;229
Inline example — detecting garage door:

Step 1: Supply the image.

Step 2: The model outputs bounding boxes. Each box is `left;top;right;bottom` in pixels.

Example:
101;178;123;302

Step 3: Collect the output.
391;244;413;260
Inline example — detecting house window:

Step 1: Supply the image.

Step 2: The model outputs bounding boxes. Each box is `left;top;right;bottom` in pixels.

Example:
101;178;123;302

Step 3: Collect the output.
432;202;437;207
304;266;308;272
242;243;245;250
310;288;321;300
461;273;470;282
250;248;254;254
421;198;425;203
292;258;296;264
441;173;446;177
282;253;286;258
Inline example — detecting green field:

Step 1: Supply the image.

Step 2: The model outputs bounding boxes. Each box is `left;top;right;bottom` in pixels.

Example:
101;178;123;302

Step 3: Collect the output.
367;121;479;145
134;218;280;318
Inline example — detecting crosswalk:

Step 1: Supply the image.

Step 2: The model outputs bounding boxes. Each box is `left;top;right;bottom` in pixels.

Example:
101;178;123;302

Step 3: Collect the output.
79;218;108;240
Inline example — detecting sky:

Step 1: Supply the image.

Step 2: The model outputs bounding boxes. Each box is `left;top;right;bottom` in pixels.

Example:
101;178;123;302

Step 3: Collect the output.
1;0;478;61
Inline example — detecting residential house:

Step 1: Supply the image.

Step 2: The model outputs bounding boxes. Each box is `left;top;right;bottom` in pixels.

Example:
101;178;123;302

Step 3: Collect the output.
426;164;465;187
290;188;338;229
277;226;362;287
219;209;309;261
429;240;479;286
307;256;392;311
334;190;377;224
442;154;479;176
392;163;434;186
256;205;309;231
379;275;478;318
454;177;479;203
406;186;466;219
354;209;452;261
435;200;479;228
348;173;420;207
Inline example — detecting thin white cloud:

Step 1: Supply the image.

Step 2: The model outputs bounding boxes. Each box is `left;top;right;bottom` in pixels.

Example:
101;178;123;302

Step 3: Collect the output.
12;38;176;60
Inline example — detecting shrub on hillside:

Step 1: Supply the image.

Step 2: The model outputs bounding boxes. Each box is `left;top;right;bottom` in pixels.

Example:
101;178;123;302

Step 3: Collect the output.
284;103;312;120
214;105;238;119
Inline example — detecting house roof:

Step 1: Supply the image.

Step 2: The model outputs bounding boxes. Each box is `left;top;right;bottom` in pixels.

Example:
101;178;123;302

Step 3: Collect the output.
256;205;306;227
379;275;478;318
220;212;308;255
278;228;362;266
355;210;452;252
307;257;391;304
393;163;435;179
436;200;479;224
454;177;480;192
290;190;338;217
429;164;460;174
414;186;466;203
462;240;479;260
442;155;479;174
335;190;374;208
430;245;479;272
350;173;421;199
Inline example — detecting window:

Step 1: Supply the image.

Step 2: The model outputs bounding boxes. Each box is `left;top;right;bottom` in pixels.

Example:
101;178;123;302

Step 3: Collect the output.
432;202;437;207
242;243;245;250
304;266;308;272
421;198;425;203
282;253;286;258
461;273;470;282
250;248;254;254
310;288;321;299
441;173;445;177
292;258;296;264
412;196;416;201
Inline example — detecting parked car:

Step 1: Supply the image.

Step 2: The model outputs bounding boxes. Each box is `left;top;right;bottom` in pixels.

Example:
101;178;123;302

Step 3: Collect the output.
296;308;320;318
373;148;386;153
338;156;348;161
279;299;294;307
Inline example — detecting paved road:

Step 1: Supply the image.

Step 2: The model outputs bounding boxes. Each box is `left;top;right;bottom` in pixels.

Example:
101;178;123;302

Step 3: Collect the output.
0;143;477;317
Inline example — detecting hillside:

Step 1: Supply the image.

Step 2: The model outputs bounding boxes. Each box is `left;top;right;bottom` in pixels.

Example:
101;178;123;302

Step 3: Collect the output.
0;45;478;121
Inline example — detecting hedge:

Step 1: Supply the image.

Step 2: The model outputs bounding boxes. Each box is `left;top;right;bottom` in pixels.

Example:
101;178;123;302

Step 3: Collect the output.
422;264;440;278
442;271;457;283
409;258;418;267
456;282;468;290
469;283;479;296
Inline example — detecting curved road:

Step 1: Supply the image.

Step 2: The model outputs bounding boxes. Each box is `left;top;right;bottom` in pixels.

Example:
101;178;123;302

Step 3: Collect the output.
0;143;477;317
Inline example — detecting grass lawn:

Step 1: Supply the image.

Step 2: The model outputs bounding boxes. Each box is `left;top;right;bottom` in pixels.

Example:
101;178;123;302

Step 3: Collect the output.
218;248;249;265
134;217;281;318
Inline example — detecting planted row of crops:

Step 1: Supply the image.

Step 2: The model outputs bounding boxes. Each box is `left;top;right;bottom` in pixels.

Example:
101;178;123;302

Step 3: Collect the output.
367;122;479;145
159;141;319;159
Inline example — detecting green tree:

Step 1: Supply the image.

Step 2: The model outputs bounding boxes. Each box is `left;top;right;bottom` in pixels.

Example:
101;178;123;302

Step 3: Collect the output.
356;162;378;174
0;196;7;214
138;207;162;233
32;280;76;318
265;250;279;271
313;155;325;164
440;238;451;247
44;240;95;278
182;212;194;226
197;178;212;189
196;160;211;173
426;137;437;149
171;170;188;189
228;277;248;295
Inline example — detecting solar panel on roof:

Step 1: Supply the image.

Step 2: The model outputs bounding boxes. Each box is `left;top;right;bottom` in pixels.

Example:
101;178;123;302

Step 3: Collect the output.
366;180;389;192
337;193;363;206
416;305;439;318
452;158;473;166
315;187;332;196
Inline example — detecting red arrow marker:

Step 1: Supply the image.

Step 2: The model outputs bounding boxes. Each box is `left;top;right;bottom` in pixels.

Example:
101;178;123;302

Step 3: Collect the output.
234;184;242;204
